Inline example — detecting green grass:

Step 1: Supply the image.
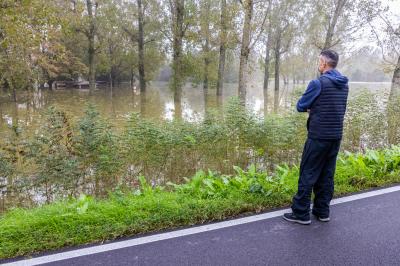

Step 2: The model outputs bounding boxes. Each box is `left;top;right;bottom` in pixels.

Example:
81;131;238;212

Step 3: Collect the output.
1;146;400;259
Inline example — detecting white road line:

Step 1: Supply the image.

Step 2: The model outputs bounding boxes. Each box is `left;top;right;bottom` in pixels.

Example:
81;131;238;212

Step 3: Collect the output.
3;185;400;266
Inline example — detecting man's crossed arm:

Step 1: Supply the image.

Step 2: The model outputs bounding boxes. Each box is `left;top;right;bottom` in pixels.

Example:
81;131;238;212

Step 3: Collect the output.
296;79;321;112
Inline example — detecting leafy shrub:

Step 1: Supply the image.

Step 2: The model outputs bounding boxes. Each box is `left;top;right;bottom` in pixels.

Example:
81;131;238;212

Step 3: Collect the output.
75;104;122;196
342;91;386;151
29;106;80;201
0;95;399;211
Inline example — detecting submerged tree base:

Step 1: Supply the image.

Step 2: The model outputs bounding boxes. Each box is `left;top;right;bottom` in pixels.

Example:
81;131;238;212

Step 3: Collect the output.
1;146;400;259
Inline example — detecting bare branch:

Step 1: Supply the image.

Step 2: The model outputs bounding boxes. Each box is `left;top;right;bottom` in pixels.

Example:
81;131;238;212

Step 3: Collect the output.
368;21;397;65
249;0;271;50
159;28;173;43
122;25;139;42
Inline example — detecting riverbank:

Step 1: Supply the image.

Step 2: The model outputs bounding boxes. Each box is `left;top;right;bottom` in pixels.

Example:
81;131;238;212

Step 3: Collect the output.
1;146;400;259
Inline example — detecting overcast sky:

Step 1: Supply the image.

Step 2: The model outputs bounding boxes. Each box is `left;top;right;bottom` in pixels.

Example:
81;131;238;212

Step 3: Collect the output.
386;0;400;12
350;0;399;54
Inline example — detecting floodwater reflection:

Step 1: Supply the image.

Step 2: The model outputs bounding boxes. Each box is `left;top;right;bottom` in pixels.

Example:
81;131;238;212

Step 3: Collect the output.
0;81;391;137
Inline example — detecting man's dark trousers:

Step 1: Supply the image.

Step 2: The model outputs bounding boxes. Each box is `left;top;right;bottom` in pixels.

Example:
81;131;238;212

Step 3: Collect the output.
291;137;341;220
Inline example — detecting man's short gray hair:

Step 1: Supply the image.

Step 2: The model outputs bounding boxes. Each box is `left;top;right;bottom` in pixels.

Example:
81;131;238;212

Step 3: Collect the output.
320;49;339;68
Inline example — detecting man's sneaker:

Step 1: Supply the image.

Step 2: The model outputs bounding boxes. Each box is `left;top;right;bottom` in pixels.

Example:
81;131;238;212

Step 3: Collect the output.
312;212;330;222
282;212;311;225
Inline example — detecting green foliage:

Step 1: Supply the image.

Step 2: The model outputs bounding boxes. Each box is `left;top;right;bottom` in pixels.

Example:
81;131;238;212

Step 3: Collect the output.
336;146;400;188
0;0;83;94
17;104;123;201
29;106;79;199
342;91;387;151
0;152;12;178
387;96;400;145
166;163;295;200
1;145;400;259
75;104;122;195
0;118;35;197
0;97;398;211
75;194;92;214
0;152;13;191
119;97;306;184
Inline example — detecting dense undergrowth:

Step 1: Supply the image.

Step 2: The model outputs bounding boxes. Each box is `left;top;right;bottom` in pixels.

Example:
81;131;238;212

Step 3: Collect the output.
1;97;308;208
1;93;399;210
1;146;400;259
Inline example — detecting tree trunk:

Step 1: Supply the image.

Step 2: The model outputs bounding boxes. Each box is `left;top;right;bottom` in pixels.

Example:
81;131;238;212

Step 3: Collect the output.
48;80;55;90
140;92;147;118
387;55;400;145
109;72;113;89
12;88;17;102
174;91;182;121
216;0;227;98
203;66;209;94
130;66;136;88
263;32;272;116
389;56;400;100
202;2;210;90
86;0;96;91
172;0;185;120
322;0;346;50
204;85;209;117
238;0;253;105
202;0;211;111
274;33;281;113
203;53;210;112
88;40;95;91
137;0;146;93
283;75;288;85
108;40;114;88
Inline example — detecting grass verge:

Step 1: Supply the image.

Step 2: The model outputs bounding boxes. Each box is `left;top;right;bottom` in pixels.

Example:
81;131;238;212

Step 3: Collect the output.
1;146;400;259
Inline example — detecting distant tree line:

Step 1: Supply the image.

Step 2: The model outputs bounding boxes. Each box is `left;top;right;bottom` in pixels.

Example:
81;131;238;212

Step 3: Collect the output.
0;0;399;117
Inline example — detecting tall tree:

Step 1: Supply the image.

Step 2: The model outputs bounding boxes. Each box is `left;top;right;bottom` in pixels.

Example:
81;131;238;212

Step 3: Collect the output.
96;1;125;87
273;23;288;113
369;11;400;144
0;0;83;100
270;0;298;113
137;0;146;92
322;0;347;50
378;15;400;98
391;56;400;99
387;48;400;145
217;0;228;98
310;0;382;51
238;0;253;104
263;28;273;115
200;0;212;110
120;0;164;91
86;0;98;91
170;0;185;120
237;0;270;105
201;0;211;92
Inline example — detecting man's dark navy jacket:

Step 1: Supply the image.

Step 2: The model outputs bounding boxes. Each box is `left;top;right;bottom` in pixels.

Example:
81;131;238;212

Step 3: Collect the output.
297;69;349;140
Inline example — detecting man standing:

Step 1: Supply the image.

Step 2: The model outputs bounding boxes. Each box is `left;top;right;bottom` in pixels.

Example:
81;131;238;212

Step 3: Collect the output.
283;50;349;225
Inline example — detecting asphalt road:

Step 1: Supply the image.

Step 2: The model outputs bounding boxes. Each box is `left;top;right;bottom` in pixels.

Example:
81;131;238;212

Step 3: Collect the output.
4;188;400;266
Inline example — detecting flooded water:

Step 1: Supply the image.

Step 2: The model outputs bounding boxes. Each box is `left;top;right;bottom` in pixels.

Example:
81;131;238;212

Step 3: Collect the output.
0;81;391;137
0;81;393;212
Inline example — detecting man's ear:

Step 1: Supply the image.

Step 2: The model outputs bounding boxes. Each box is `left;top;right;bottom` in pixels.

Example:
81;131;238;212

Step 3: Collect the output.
321;57;326;66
